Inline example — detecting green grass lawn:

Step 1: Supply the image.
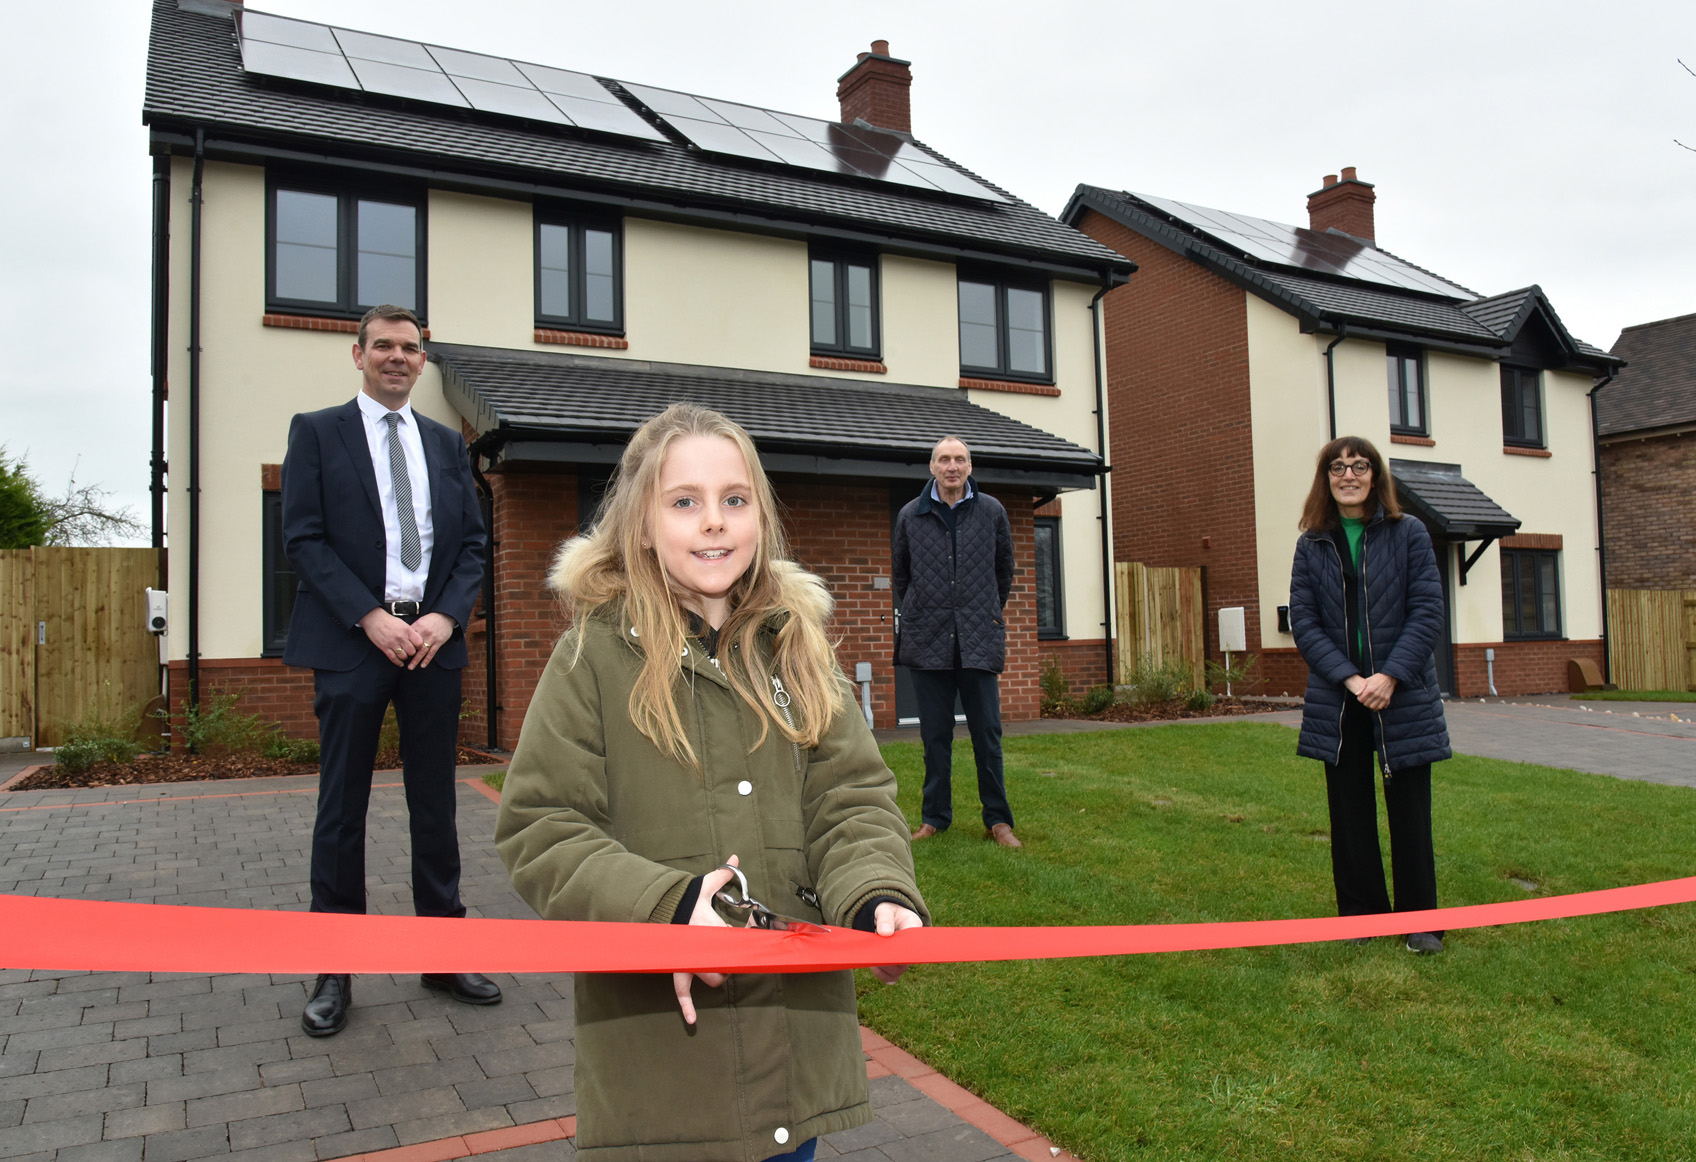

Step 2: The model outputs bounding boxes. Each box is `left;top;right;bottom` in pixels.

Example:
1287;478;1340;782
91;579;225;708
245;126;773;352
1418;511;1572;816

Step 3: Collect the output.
1573;690;1696;703
859;723;1696;1161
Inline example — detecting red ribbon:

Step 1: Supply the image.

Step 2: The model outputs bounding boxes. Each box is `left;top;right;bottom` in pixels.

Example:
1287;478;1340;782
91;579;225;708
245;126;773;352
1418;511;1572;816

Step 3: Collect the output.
6;877;1695;974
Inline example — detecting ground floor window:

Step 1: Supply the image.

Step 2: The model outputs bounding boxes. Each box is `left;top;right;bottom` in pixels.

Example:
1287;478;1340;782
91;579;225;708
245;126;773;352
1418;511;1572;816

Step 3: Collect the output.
1501;548;1560;639
262;490;296;656
1034;516;1064;638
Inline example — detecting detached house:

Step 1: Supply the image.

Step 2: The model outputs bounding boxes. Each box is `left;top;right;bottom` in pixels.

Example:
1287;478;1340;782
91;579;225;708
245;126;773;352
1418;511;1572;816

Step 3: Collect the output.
143;0;1132;745
1064;170;1620;697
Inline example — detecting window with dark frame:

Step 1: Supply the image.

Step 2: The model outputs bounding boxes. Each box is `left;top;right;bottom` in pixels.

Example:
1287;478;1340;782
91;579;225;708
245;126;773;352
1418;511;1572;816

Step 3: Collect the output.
1500;548;1561;639
261;491;297;657
1386;344;1426;435
1033;516;1065;638
535;213;623;333
957;275;1051;382
809;252;879;358
1501;365;1544;447
267;179;425;319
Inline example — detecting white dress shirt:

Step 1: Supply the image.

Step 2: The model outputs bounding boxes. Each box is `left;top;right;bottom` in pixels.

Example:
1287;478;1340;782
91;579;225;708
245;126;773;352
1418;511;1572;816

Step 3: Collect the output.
356;391;434;603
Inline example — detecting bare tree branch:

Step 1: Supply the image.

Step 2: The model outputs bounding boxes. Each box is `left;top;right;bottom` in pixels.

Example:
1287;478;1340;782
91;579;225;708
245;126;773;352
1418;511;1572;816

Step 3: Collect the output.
42;457;145;546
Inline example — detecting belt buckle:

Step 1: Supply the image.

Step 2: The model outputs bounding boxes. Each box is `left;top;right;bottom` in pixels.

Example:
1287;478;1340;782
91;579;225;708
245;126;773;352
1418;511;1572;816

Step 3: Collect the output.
388;600;420;617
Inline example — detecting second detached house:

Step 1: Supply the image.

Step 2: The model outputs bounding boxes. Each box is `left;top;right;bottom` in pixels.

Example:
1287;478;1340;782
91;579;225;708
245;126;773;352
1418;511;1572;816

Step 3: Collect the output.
1064;169;1620;698
143;0;1133;745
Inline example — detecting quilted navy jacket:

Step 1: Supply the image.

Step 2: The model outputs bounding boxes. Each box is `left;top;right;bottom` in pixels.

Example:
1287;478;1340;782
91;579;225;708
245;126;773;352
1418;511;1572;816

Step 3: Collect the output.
1288;510;1452;771
891;479;1013;672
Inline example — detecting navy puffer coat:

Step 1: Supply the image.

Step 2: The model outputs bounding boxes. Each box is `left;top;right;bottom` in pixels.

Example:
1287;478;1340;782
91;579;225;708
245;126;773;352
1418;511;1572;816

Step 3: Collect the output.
891;479;1013;672
1289;510;1452;771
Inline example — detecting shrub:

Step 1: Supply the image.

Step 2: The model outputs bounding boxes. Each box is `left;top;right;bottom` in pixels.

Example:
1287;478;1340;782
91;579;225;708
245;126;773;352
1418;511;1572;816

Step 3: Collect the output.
1039;655;1074;712
1122;654;1197;707
263;734;320;764
1205;652;1261;695
169;689;269;755
1081;683;1116;714
1186;688;1217;712
54;704;146;774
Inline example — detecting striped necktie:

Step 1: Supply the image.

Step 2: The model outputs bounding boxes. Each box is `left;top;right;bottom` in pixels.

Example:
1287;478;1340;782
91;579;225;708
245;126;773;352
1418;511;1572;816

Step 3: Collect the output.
382;412;422;571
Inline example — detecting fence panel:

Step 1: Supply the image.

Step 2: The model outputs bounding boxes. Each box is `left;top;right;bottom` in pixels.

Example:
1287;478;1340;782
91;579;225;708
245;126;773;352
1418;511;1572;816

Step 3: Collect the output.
0;550;33;745
1606;588;1696;692
1115;562;1205;689
31;547;162;747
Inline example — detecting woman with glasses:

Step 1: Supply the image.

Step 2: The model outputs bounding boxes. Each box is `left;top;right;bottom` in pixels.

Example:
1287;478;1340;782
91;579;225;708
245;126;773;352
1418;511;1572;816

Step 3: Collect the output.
1288;436;1452;953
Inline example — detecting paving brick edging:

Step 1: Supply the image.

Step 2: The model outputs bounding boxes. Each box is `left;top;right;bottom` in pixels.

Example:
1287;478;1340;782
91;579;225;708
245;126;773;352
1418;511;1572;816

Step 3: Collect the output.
0;763;46;791
322;1116;579;1162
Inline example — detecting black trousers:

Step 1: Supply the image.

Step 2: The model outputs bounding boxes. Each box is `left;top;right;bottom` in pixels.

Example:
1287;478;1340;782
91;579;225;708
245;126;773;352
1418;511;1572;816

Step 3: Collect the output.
1324;698;1437;924
912;666;1013;831
310;648;466;919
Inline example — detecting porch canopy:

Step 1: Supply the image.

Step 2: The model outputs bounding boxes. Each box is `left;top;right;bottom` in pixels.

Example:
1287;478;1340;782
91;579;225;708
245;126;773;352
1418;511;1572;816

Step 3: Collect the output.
432;344;1105;494
1389;460;1520;540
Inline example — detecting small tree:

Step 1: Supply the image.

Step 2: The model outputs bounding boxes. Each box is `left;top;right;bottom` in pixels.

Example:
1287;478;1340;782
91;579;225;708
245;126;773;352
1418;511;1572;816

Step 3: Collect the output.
0;448;52;549
0;448;143;548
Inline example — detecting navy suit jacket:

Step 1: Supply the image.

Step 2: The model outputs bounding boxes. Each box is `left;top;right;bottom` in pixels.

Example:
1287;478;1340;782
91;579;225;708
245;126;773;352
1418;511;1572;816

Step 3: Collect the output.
280;397;487;672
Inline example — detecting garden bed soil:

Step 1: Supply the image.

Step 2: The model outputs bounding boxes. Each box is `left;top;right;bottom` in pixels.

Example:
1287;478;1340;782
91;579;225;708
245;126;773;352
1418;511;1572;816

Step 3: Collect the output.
1042;696;1293;724
9;746;505;792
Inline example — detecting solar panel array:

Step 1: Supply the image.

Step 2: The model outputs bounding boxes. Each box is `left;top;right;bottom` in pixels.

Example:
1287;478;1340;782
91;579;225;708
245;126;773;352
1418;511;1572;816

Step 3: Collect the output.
235;9;1004;203
1131;192;1474;298
237;10;666;142
619;83;1006;202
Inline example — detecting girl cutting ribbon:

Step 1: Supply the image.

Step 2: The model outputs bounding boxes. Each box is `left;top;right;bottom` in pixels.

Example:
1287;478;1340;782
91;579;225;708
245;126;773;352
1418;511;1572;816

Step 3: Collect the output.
496;403;927;1162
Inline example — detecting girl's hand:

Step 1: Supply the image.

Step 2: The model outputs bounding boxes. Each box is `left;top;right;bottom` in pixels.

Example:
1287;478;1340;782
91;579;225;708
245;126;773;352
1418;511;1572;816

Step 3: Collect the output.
1354;672;1397;710
673;856;739;1026
869;903;924;984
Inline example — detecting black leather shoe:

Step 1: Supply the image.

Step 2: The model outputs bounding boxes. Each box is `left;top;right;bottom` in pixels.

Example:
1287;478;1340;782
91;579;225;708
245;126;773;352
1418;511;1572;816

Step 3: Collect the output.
421;972;503;1005
301;974;350;1037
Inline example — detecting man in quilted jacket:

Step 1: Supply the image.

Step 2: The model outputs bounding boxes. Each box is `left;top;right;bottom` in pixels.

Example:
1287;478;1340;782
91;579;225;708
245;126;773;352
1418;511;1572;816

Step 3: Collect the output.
892;437;1020;848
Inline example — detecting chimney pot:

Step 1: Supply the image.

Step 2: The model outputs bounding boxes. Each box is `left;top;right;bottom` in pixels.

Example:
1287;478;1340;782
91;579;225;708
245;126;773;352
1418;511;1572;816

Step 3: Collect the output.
1307;166;1376;242
1323;173;1338;188
837;40;912;132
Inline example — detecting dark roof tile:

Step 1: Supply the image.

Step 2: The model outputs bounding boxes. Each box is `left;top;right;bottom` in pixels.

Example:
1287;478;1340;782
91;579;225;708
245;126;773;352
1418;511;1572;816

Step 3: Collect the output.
1597;311;1696;436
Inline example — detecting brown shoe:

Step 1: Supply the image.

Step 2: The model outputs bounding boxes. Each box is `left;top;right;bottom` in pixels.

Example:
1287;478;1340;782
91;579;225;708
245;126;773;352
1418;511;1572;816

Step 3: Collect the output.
988;823;1023;849
910;823;938;841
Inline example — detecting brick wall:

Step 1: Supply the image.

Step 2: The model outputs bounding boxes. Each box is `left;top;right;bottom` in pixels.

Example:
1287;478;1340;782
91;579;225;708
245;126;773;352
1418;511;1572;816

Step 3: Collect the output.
165;658;317;744
1258;640;1606;699
1039;639;1112;699
1076;209;1262;675
1600;432;1696;588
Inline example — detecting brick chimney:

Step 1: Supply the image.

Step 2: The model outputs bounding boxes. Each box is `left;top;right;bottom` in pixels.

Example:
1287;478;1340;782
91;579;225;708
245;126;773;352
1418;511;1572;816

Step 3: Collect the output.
837;40;912;133
1306;166;1376;242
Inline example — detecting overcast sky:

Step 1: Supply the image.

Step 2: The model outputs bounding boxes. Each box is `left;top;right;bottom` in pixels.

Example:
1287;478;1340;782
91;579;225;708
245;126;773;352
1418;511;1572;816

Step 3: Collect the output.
2;0;1691;544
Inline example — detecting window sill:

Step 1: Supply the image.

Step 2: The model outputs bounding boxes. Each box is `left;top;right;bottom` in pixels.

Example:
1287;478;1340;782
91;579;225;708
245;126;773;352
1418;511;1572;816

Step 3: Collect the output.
263;313;431;338
1503;445;1552;458
960;376;1060;398
810;355;887;374
1390;433;1435;446
1503;634;1565;642
1037;630;1069;641
535;328;628;350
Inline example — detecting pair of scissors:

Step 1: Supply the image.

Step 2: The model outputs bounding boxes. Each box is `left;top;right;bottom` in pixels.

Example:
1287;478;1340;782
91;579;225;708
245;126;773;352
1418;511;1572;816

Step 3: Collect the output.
711;865;830;935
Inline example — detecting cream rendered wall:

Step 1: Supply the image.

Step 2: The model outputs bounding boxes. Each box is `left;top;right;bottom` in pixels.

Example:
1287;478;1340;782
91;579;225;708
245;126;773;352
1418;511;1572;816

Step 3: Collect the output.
164;160;463;662
876;254;961;388
426;190;533;349
963;280;1109;643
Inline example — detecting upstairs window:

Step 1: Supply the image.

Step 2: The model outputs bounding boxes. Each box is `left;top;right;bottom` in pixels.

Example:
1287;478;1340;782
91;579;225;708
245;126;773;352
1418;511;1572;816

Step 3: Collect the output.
1501;365;1544;448
1501;548;1561;639
268;179;425;318
1387;344;1426;435
535;214;622;332
958;276;1051;382
809;252;879;358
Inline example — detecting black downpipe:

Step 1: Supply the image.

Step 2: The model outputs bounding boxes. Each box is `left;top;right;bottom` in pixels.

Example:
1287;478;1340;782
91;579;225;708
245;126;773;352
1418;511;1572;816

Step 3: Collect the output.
1323;324;1348;440
187;130;205;725
149;155;170;587
1589;372;1615;682
1088;283;1115;686
467;430;509;751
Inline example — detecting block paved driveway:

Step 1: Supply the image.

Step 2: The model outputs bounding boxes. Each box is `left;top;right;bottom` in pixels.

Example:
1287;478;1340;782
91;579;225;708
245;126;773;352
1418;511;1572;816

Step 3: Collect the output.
0;773;1051;1162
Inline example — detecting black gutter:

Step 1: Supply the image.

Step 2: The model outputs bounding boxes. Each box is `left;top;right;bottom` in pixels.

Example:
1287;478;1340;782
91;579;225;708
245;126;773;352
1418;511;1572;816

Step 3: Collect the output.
466;429;512;751
1088;280;1116;687
147;130;1132;288
1323;325;1347;440
187;128;204;727
149;153;170;588
1589;372;1616;682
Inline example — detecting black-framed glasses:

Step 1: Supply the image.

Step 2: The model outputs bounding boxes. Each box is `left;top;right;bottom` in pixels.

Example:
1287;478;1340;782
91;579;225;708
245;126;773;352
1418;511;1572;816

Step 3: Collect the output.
1328;460;1373;478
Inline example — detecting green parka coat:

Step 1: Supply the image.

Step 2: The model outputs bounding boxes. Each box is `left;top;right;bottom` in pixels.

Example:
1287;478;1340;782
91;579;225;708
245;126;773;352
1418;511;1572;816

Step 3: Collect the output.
495;611;928;1162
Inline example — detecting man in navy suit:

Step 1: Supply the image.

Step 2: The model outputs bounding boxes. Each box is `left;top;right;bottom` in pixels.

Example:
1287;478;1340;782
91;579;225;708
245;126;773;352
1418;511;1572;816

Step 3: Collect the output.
282;304;499;1037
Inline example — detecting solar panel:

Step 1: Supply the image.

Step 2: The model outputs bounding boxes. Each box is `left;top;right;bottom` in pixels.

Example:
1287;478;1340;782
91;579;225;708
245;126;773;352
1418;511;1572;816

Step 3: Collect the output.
623;83;1007;202
1131;193;1473;297
236;10;665;143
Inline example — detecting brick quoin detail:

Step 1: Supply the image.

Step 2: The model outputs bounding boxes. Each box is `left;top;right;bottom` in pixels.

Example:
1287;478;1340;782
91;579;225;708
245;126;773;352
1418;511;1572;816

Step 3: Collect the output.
1260;640;1606;699
1076;209;1262;679
959;377;1061;398
810;355;887;374
263;315;431;339
534;329;629;350
1601;434;1696;588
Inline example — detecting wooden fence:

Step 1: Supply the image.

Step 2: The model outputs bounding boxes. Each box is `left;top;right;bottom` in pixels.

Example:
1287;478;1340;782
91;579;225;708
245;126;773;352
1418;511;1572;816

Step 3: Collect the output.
1114;562;1205;689
0;547;163;748
1607;588;1696;692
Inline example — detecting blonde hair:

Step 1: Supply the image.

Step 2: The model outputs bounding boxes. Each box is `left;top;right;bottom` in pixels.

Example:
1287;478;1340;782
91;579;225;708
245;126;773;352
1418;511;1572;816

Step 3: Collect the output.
550;403;843;768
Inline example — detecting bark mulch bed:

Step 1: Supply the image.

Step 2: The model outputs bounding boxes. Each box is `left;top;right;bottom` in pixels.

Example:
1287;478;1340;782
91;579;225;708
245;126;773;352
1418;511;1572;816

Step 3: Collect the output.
1041;696;1300;724
9;746;507;792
